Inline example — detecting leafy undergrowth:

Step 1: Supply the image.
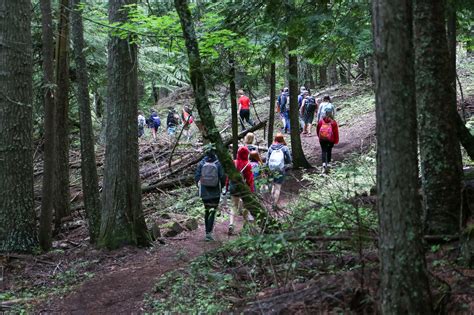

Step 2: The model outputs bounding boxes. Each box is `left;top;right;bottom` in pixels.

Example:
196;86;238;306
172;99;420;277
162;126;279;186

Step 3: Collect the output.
144;148;473;313
145;150;381;313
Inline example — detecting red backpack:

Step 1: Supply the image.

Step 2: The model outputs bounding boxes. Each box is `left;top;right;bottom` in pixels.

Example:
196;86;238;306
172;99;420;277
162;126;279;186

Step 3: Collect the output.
319;120;334;142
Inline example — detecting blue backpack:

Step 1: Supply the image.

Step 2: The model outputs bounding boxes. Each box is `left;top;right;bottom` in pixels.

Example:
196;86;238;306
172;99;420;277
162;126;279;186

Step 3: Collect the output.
151;115;161;128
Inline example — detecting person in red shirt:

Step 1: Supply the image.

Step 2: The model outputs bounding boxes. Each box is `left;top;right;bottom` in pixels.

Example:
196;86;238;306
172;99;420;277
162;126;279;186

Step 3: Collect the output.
238;89;254;130
227;146;254;235
316;115;339;174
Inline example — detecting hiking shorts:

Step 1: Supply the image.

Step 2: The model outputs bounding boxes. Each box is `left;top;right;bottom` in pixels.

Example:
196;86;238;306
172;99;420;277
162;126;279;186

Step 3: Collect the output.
304;107;316;124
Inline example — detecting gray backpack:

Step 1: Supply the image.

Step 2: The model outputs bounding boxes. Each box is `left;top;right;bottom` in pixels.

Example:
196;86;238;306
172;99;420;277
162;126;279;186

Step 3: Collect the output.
200;161;219;187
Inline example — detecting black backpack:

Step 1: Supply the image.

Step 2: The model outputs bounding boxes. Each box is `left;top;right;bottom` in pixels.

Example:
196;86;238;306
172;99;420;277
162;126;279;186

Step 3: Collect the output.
278;93;288;112
305;96;316;110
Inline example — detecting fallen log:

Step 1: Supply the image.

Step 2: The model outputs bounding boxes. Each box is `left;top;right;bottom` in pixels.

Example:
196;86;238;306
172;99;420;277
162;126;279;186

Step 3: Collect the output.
142;174;195;193
147;120;268;188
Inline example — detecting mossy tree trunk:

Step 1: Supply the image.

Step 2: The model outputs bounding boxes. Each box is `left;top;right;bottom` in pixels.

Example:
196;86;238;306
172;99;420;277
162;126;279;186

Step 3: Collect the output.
414;0;463;235
288;34;311;169
373;0;433;312
174;0;274;228
54;0;71;228
319;65;327;86
268;62;276;148
229;57;238;159
0;0;37;252
39;0;56;251
99;0;149;249
71;0;102;243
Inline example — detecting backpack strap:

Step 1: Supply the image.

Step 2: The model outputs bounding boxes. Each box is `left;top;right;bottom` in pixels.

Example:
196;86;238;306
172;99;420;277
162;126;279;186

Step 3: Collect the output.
240;162;250;173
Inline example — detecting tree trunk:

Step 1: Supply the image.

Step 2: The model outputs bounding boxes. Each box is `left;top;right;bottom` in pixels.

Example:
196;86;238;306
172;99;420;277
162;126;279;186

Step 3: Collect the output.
229;57;238;159
71;0;102;243
174;0;274;227
0;0;37;252
288;34;311;169
38;0;56;251
372;0;433;312
357;56;366;78
456;113;474;160
414;0;463;235
268;62;276;148
54;0;71;227
339;64;347;84
328;62;338;85
319;65;327;86
99;0;149;249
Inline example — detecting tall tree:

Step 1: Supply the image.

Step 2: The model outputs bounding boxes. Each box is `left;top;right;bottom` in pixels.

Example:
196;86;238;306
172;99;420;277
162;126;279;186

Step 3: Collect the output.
372;0;433;312
229;57;238;159
288;33;311;168
268;62;276;148
39;0;56;251
54;0;71;227
71;0;102;243
0;0;37;252
414;0;463;235
99;0;149;249
174;0;274;227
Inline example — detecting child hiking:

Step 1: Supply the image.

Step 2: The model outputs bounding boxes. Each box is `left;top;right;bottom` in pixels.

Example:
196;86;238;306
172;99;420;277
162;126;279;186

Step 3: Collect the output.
195;149;226;241
277;87;290;133
138;111;146;138
166;107;179;136
317;115;339;174
266;133;292;208
227;146;254;235
243;132;259;153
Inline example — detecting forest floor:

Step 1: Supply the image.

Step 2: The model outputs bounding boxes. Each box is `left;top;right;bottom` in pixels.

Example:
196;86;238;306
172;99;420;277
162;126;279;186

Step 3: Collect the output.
2;80;473;313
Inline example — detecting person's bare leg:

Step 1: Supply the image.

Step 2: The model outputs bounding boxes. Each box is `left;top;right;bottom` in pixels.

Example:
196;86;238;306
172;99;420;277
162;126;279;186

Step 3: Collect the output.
229;196;239;234
273;183;282;206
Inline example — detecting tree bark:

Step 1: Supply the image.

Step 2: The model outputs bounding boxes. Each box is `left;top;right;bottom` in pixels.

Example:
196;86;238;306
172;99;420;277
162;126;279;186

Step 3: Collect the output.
38;0;56;251
54;0;71;227
229;57;238;159
174;0;274;228
99;0;149;249
71;0;102;243
456;113;474;159
268;62;276;148
288;34;311;169
414;0;463;235
357;56;366;78
0;0;37;252
319;65;327;86
328;62;338;85
372;0;433;312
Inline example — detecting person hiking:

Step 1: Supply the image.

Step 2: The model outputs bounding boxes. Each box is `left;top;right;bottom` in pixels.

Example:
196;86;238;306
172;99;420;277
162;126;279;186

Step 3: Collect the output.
300;90;317;136
238;89;254;130
243;132;258;153
277;87;290;133
317;115;339;174
266;133;292;208
138;111;146;138
297;87;307;131
166;107;179;136
148;109;161;140
317;95;336;122
249;150;264;193
227;146;254;235
195;149;226;241
181;105;194;141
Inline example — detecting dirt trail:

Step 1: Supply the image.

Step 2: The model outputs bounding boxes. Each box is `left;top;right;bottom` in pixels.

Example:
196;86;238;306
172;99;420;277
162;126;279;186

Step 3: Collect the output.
36;112;376;314
36;222;240;314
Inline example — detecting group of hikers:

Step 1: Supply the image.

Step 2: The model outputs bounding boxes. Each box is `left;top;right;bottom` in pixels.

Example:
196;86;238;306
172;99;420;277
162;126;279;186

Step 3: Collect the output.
278;86;339;172
195;86;339;241
195;132;292;241
137;105;194;141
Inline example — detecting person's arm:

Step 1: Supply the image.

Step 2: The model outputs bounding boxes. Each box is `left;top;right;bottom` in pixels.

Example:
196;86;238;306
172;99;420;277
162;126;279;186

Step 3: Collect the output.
244;166;255;192
218;163;226;188
284;146;292;164
195;160;203;184
238;97;242;112
316;104;322;121
316;120;322;136
332;121;339;144
266;148;272;165
300;99;306;116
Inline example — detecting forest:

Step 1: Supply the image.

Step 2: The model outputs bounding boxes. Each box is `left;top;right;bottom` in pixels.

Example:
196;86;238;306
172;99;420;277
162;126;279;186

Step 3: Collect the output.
1;0;474;313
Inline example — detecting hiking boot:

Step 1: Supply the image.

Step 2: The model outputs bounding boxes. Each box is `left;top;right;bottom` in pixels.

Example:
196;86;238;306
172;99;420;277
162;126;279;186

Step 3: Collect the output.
228;225;234;236
322;163;327;174
205;233;214;241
